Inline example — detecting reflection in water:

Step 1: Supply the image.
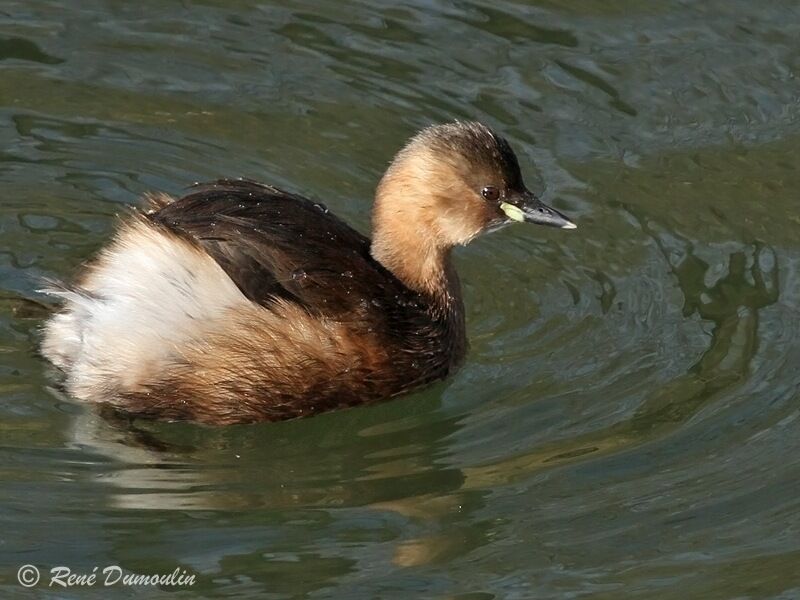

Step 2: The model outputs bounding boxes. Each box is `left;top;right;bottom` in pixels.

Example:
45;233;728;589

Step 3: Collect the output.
629;216;779;433
67;392;467;495
64;395;488;573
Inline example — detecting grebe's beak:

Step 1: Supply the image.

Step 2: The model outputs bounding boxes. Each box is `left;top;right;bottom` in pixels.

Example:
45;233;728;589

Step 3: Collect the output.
500;191;577;230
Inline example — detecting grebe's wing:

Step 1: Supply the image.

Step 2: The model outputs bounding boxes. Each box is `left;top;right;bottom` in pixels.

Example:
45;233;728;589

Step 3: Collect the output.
149;179;415;318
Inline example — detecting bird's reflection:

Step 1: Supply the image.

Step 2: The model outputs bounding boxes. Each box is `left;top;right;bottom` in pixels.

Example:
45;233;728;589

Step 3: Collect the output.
62;389;483;568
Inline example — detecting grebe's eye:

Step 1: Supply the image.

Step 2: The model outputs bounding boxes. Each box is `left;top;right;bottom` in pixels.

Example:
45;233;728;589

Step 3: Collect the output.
481;186;500;201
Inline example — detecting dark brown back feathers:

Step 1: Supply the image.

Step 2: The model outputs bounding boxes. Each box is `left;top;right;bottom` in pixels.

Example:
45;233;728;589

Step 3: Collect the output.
151;179;423;323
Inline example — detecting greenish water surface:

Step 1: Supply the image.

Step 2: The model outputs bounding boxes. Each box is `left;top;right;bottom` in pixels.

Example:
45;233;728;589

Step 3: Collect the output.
1;1;799;598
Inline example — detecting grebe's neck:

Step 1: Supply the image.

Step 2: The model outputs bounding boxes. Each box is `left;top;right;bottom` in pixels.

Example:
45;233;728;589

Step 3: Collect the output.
371;218;465;344
371;225;447;294
371;217;467;371
370;193;463;312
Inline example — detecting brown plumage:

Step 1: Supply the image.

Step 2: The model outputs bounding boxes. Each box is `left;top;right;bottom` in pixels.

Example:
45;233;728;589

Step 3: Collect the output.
41;121;576;425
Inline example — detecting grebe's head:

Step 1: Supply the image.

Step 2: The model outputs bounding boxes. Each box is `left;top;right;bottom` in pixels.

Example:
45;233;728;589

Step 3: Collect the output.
373;121;576;253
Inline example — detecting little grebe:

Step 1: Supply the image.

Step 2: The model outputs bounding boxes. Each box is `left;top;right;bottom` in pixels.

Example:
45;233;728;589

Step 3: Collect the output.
42;121;576;425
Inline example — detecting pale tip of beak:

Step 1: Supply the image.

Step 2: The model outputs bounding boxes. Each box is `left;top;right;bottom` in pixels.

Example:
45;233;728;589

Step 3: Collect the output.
561;221;578;230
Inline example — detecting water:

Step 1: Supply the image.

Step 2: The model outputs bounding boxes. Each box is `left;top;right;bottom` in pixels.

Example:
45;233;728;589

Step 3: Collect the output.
1;0;799;598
